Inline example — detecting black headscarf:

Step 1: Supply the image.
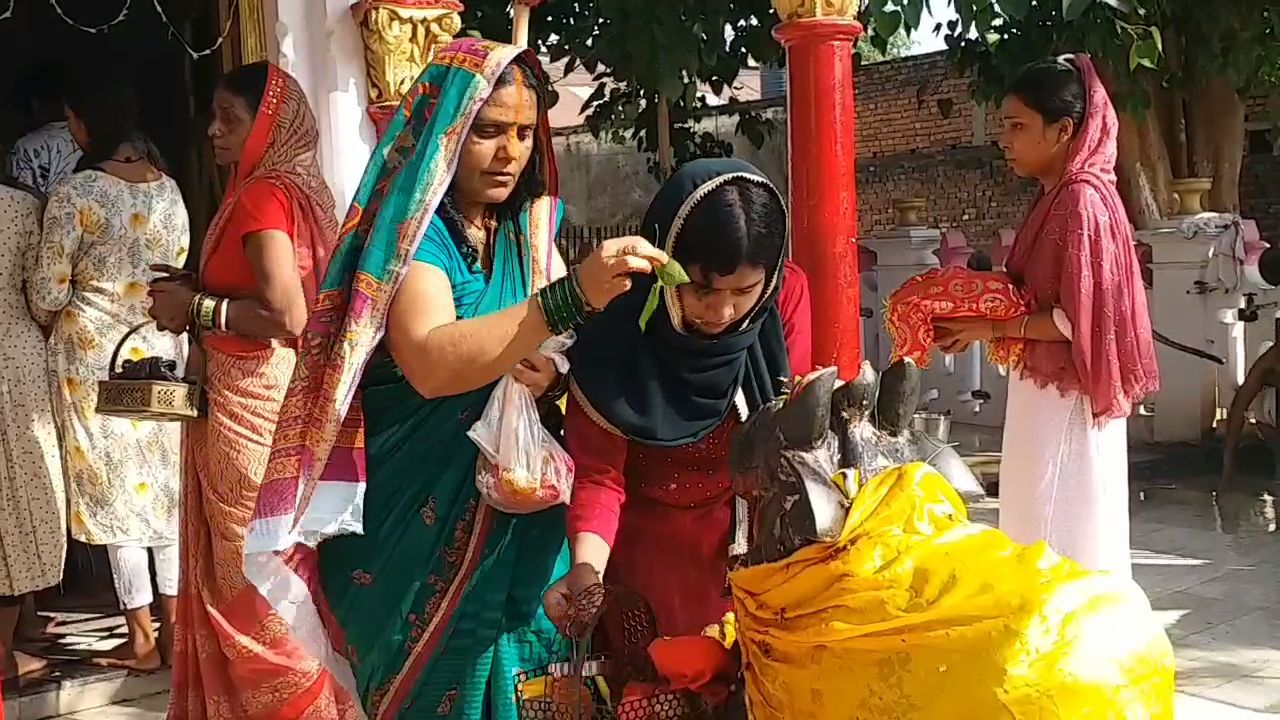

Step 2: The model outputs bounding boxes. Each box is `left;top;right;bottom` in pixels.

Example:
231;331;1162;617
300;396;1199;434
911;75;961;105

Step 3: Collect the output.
569;158;792;447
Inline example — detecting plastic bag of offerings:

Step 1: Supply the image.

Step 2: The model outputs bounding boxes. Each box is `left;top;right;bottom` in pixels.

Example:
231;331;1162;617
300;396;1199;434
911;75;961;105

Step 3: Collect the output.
469;334;576;514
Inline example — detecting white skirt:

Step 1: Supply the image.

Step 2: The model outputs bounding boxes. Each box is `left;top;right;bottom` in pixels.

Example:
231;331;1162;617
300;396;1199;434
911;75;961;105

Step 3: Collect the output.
998;372;1132;577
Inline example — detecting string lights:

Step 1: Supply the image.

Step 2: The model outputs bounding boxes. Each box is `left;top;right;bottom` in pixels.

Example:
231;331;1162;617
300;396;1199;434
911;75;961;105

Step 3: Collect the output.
152;0;240;60
48;0;130;33
1;0;242;60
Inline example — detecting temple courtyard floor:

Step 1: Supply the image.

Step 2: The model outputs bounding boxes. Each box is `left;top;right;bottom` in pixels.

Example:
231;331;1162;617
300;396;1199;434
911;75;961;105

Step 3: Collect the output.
23;432;1280;718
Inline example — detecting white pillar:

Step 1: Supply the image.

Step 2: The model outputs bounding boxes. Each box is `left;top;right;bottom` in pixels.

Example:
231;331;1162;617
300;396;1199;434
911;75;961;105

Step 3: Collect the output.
272;0;376;211
1141;221;1218;443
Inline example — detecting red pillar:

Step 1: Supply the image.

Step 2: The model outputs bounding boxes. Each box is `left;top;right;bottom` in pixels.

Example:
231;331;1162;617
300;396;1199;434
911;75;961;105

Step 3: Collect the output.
774;18;863;380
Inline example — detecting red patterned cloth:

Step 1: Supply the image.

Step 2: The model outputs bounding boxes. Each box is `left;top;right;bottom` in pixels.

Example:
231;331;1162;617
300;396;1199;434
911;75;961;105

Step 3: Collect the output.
884;266;1031;369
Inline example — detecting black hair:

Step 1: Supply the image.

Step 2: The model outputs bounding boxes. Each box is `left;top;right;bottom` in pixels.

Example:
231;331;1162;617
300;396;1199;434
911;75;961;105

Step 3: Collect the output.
67;70;166;173
16;62;72;120
672;178;787;279
1006;56;1087;134
219;61;271;115
439;55;552;269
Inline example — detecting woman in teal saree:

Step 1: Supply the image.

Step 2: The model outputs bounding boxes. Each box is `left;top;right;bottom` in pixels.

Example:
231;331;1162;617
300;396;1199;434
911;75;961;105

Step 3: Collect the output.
243;38;667;719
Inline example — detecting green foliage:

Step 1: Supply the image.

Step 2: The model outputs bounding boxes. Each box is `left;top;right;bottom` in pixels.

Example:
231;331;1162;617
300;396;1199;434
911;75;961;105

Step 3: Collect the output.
464;0;783;179
464;0;911;180
858;0;1278;118
859;29;914;64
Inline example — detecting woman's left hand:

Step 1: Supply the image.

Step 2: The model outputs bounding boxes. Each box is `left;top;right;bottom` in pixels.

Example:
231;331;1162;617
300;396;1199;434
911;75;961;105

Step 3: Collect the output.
148;279;196;334
933;318;996;355
511;351;560;398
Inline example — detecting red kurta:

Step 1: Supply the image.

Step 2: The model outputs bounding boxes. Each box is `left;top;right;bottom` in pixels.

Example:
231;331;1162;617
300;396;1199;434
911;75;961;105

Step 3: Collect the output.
564;263;813;637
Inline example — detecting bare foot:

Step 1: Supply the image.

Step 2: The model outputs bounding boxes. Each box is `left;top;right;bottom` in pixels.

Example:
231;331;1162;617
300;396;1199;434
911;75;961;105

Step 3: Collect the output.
90;642;162;671
3;650;50;679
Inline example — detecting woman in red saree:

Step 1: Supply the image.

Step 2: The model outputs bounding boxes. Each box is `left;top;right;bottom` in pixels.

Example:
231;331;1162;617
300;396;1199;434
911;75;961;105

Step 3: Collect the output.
934;55;1159;577
147;62;360;718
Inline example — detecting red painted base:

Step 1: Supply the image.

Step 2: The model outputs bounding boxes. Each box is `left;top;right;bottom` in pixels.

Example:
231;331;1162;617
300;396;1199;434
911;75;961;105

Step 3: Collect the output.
774;17;864;380
368;104;395;140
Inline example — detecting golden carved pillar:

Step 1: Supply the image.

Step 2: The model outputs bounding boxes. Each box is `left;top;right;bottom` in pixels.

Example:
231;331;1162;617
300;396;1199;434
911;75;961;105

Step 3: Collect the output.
239;0;269;64
351;0;464;138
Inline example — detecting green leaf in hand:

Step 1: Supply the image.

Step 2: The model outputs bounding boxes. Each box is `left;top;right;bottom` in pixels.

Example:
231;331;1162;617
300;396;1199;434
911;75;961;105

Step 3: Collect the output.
655;259;691;287
639;259;692;331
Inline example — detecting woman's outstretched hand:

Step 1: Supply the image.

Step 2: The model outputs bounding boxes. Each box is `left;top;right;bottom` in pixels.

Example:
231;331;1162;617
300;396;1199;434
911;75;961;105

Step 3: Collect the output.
542;562;603;638
575;237;669;311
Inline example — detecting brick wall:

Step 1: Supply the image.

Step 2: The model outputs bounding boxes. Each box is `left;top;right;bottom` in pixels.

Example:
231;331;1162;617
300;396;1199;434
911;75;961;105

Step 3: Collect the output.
856;52;986;157
853;53;1033;239
555;51;1279;243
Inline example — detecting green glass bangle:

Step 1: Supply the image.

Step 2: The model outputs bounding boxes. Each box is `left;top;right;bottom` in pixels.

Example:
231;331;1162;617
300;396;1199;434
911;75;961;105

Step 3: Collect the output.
538;276;587;335
199;296;219;330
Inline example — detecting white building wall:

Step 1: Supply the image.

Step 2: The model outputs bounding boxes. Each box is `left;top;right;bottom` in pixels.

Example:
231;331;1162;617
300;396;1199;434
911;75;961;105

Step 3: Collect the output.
271;0;375;211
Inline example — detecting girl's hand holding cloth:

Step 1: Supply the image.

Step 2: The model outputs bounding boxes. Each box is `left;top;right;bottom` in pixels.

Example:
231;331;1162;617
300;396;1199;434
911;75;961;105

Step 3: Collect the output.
884;266;1031;368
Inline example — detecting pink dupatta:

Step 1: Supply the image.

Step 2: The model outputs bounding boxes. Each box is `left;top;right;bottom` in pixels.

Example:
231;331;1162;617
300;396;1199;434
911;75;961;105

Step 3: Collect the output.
1004;54;1159;423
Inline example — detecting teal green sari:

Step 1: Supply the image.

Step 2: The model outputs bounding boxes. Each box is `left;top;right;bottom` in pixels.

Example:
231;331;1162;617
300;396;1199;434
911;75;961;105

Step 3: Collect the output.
249;38;570;720
319;207;570;718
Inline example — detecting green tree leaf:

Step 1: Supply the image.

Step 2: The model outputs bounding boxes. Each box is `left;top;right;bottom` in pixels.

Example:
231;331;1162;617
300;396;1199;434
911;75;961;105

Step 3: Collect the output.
874;9;905;39
1129;36;1161;70
656;259;692;286
1063;0;1094;21
1000;0;1030;20
904;0;926;31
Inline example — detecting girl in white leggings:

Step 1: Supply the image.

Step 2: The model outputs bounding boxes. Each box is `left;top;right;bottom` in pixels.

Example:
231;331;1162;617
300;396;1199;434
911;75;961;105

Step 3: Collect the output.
97;542;179;670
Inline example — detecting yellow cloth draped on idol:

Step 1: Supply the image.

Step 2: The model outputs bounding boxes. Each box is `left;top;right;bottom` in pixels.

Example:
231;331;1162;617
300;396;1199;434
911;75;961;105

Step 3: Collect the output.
729;462;1175;720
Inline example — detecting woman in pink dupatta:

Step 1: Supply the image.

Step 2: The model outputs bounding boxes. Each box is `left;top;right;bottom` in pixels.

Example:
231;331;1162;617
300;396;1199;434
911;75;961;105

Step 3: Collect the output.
934;55;1159;576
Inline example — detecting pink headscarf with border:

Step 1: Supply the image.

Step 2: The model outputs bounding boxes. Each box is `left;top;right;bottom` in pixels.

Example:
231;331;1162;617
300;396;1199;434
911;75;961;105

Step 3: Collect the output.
1004;54;1159;423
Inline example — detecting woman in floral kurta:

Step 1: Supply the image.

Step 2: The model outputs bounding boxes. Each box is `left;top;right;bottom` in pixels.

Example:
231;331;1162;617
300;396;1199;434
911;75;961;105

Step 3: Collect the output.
0;179;67;679
29;81;188;670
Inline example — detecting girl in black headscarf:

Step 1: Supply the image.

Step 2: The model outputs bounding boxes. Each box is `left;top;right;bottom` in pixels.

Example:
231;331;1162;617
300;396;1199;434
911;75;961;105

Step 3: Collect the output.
543;158;813;705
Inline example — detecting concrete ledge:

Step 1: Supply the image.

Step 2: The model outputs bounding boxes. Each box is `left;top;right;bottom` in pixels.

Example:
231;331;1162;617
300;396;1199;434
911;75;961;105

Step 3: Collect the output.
3;666;169;720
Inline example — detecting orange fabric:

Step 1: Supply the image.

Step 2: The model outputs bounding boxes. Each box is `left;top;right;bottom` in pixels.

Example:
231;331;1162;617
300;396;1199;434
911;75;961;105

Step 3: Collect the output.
169;346;361;719
884;266;1030;369
201;179;308;355
201;179;295;299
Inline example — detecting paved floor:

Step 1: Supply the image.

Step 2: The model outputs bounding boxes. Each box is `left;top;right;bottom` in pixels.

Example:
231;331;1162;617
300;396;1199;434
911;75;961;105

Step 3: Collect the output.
53;692;168;719
56;482;1280;719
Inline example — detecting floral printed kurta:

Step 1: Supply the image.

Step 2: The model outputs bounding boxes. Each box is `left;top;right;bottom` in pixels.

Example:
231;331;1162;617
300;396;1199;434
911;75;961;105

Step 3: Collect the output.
31;170;189;546
0;184;66;596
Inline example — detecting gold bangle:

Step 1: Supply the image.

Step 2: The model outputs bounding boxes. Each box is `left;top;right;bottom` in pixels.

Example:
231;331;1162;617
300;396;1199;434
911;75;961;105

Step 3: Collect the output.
197;295;218;330
188;292;206;327
1019;315;1031;338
